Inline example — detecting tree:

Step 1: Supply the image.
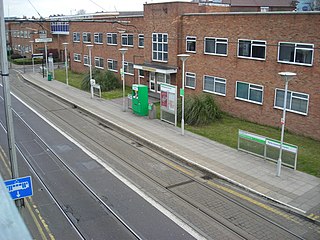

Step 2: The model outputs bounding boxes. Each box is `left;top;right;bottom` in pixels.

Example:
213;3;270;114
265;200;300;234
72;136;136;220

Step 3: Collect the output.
77;9;86;15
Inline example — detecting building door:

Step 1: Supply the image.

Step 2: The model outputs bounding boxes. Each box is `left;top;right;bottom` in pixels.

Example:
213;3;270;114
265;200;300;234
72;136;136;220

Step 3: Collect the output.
149;72;156;92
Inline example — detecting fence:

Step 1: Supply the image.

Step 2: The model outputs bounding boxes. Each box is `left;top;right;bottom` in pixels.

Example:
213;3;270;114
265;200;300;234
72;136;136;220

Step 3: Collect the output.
238;130;298;169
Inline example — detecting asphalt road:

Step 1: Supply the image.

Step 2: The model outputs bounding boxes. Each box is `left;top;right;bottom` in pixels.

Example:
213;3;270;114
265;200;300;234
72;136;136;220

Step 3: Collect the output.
1;66;319;240
0;68;198;239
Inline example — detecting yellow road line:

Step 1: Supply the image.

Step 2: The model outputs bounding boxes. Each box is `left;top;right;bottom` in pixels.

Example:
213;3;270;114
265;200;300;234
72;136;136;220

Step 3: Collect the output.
163;157;303;224
206;180;301;224
0;145;55;239
25;198;48;240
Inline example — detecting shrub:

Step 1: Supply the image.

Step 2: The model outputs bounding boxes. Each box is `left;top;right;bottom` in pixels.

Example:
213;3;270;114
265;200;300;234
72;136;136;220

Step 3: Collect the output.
81;69;121;91
178;93;222;126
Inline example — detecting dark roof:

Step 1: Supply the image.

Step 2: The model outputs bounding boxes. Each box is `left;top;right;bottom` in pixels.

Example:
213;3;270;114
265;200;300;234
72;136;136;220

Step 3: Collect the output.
221;0;294;7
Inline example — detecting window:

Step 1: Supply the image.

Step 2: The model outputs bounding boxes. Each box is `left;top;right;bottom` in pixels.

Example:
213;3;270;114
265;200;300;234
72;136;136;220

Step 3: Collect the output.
83;55;89;66
152;33;168;62
124;61;134;75
95;57;104;69
260;6;269;12
121;34;133;47
274;89;309;115
139;69;145;78
238;40;266;60
204;37;228;56
185;72;196;89
236;81;263;104
73;32;80;42
278;42;314;66
74;53;81;62
107;33;117;45
83;32;91;43
107;59;118;72
186;36;196;53
138;34;144;48
203;75;226;96
94;33;103;44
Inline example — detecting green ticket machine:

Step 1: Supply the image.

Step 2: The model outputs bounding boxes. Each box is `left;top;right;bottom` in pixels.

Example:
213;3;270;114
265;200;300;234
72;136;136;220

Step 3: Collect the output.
132;84;148;116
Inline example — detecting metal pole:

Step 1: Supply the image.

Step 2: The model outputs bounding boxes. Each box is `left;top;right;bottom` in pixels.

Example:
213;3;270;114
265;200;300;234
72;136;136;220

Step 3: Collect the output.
30;41;34;73
89;47;93;99
64;44;68;85
122;52;125;111
276;77;289;177
181;59;185;135
0;0;21;208
44;42;48;77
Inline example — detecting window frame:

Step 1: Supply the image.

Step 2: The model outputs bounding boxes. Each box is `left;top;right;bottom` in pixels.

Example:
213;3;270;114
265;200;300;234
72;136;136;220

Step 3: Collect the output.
277;42;314;66
235;81;264;105
203;75;226;96
73;32;80;42
138;34;144;48
238;39;267;61
121;34;134;47
73;53;81;62
83;55;89;66
82;32;91;43
94;32;103;44
186;36;196;53
152;33;169;63
185;72;196;89
107;59;118;72
204;37;228;56
107;33;117;45
274;88;309;115
94;57;104;69
124;61;134;75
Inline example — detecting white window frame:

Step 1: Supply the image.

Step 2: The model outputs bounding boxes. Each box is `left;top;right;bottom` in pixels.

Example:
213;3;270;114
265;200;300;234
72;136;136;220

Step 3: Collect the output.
83;55;89;66
186;36;196;53
83;32;91;43
138;34;144;48
121;34;134;47
73;53;81;62
185;72;196;89
138;69;145;78
94;32;103;44
94;57;104;69
152;33;168;62
107;59;118;72
235;81;264;105
203;75;226;96
124;61;134;75
107;33;117;45
238;39;266;61
274;88;309;115
73;32;80;42
204;37;228;56
277;42;314;66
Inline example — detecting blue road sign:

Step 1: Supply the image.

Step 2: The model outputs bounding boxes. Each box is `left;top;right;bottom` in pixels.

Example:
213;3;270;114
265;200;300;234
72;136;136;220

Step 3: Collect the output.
4;176;33;200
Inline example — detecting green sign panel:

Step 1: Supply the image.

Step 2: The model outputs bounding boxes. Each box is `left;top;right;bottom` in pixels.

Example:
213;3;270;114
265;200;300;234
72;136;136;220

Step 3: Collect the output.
180;88;184;97
266;139;298;153
239;130;266;144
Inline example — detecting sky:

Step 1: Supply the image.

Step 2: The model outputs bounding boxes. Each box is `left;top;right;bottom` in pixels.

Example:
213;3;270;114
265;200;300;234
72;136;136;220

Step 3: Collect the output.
3;0;190;18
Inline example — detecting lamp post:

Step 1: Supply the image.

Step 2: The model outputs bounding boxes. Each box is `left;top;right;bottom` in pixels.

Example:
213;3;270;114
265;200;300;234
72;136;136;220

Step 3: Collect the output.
177;54;190;136
86;44;94;98
29;40;34;73
44;42;48;78
276;72;296;177
119;48;128;111
62;42;69;85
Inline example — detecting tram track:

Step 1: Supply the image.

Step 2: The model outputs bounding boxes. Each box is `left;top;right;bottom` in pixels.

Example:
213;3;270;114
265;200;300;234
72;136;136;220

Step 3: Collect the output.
6;72;319;239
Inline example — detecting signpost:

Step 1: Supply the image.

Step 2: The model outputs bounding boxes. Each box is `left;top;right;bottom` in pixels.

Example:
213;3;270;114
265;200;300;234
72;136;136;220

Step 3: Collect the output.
4;176;33;200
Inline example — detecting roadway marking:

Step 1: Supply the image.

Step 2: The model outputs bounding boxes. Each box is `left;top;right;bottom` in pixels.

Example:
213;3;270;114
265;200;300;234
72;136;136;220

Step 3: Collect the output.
11;92;207;240
0;145;54;239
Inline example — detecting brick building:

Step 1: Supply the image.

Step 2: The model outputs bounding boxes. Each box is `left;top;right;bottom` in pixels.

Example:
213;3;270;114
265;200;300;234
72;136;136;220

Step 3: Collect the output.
7;2;320;140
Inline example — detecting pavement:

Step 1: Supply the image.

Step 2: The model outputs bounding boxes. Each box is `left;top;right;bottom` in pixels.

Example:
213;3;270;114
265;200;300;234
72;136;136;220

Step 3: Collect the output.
17;71;320;222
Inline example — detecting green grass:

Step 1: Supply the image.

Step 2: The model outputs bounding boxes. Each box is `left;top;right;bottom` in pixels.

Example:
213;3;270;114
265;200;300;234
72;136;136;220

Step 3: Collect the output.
186;114;320;177
53;69;320;177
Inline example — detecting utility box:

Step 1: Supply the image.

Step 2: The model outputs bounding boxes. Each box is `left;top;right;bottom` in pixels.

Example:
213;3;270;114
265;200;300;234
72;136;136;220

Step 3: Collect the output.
132;84;148;116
